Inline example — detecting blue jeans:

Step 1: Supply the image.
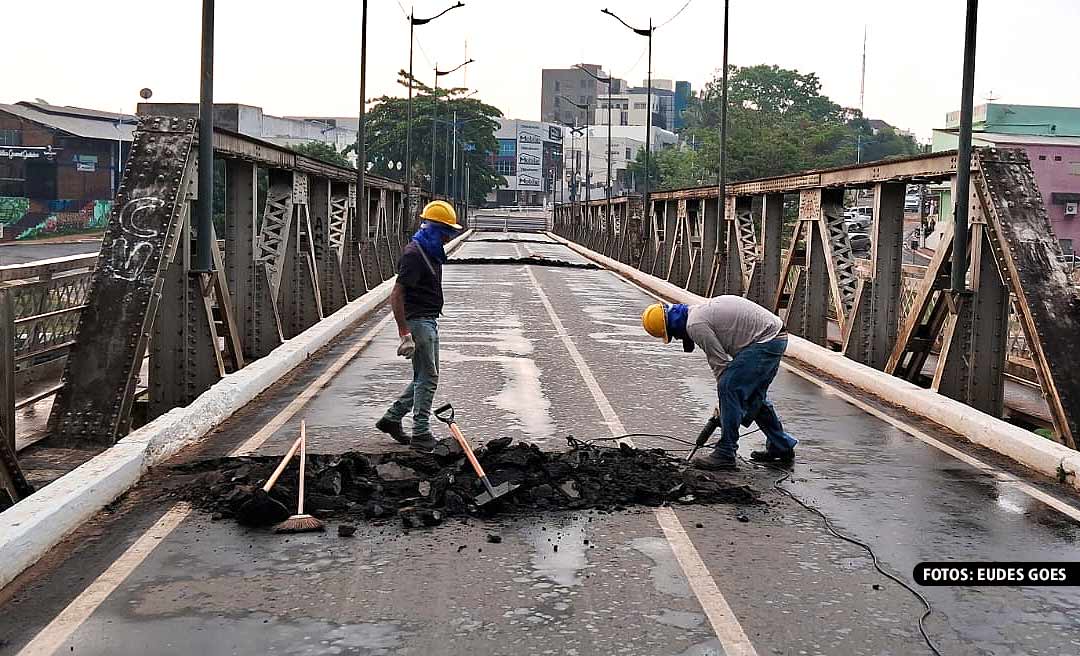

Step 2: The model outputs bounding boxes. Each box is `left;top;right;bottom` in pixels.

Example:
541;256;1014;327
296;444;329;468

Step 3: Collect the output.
383;318;440;435
713;335;797;459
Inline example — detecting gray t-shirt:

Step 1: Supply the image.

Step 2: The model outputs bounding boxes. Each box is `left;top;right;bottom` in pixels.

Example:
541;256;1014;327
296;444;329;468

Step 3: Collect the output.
685;295;783;380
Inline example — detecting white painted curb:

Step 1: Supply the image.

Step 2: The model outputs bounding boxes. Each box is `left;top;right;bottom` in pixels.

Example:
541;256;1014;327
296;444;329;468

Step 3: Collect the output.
0;231;471;591
546;232;1080;491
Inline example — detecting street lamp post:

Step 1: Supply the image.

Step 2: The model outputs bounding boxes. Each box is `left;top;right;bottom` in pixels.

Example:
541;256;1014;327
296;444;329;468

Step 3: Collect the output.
561;96;590;204
576;65;613;230
405;2;464;215
602;8;653;211
430;58;473;195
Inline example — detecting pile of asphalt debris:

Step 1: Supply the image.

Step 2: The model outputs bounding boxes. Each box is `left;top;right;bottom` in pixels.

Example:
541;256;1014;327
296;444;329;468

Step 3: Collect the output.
176;438;759;530
447;255;600;270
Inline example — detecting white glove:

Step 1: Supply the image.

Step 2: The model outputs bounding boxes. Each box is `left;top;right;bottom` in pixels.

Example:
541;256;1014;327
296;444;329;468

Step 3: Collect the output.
397;334;415;359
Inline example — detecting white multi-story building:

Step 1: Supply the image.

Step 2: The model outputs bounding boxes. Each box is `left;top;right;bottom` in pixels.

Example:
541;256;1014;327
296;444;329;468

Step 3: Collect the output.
561;125;677;202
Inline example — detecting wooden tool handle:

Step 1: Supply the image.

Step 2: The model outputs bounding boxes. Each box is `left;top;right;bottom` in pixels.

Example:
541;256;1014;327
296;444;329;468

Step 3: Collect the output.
263;432;304;492
447;422;487;479
297;421;307;515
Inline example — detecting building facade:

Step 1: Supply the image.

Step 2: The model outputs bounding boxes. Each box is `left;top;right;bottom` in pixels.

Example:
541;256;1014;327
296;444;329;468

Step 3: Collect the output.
592;79;690;132
0;101;134;241
137;103;359;161
540;64;610;126
561;125;678;202
932;103;1080;253
487;118;564;206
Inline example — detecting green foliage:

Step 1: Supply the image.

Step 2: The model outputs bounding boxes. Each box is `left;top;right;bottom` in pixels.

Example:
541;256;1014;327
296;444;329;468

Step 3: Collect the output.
650;64;924;192
352;71;504;206
290;141;353;168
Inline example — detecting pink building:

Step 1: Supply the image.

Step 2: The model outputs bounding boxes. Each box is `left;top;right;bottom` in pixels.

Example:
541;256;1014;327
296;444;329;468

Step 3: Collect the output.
933;103;1080;254
984;135;1080;251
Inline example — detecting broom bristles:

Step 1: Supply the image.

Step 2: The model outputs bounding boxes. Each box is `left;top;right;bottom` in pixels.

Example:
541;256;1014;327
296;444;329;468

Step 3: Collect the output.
274;514;325;534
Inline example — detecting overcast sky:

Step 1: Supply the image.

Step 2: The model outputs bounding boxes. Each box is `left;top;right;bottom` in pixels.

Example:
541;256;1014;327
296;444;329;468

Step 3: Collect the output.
7;1;1080;141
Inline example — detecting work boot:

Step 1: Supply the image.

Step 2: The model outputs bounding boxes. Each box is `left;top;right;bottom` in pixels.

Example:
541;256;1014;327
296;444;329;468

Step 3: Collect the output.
692;452;737;471
749;448;795;464
410;432;438;453
376;418;410;445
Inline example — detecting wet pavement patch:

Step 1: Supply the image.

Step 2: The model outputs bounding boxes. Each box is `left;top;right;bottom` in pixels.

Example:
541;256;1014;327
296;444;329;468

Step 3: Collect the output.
172;440;760;530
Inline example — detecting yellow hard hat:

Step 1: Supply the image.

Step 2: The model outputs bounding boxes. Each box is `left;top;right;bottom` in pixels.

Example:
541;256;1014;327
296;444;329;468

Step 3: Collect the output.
641;303;670;343
420;200;462;229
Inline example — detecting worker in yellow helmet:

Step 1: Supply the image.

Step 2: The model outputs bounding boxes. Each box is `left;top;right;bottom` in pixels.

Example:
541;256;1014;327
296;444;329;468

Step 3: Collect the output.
642;296;797;471
376;200;462;452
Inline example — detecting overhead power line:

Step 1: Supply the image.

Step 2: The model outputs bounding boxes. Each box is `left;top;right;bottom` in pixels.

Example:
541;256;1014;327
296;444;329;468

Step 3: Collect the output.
658;0;693;28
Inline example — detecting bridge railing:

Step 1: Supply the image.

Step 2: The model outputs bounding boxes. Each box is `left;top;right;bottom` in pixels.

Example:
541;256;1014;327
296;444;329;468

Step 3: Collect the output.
37;117;454;448
553;148;1080;449
0;254;97;453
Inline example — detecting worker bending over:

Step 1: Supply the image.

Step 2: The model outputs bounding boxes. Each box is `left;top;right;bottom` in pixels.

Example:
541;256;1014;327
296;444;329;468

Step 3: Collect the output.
377;200;461;452
642;296;797;470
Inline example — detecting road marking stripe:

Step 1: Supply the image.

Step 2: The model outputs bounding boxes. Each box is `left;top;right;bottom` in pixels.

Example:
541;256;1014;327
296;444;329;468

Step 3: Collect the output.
20;311;397;648
522;262;758;656
780;362;1080;523
521;265;629;439
655;507;759;656
17;504;192;656
230;313;395;455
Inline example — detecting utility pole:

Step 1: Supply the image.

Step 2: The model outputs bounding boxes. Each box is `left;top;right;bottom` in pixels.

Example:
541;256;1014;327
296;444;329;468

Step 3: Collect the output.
717;0;730;240
356;0;369;283
194;0;215;273
860;25;867;115
953;0;979;293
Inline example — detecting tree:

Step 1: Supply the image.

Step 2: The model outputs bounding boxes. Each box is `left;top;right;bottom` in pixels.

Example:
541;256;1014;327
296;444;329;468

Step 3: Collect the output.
648;64;923;191
290;141;352;168
351;71;504;206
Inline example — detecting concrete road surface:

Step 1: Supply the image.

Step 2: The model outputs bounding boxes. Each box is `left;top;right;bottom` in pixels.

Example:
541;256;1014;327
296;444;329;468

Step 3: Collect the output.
0;240;100;266
3;234;1080;656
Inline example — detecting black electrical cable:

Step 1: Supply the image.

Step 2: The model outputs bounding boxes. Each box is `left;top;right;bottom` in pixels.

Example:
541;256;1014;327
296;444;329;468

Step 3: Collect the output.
747;458;943;656
569;430;943;656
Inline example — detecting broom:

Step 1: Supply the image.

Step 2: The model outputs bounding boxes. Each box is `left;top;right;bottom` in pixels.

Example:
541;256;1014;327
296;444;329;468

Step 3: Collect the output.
275;421;325;533
236;433;303;526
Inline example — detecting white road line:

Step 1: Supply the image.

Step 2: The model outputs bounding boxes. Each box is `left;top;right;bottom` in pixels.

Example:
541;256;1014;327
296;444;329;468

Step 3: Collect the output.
231;313;395;455
522;263;758;656
655;507;759;656
521;265;629;440
19;313;397;650
17;504;192;656
781;362;1080;523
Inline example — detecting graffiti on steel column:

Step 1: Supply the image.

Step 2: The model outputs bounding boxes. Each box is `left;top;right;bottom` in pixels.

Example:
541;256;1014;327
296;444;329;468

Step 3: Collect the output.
108;196;164;281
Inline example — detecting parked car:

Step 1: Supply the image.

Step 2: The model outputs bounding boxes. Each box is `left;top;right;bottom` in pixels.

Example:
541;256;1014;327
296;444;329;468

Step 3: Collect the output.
848;232;871;253
1057;254;1080;268
845;217;871;232
844;206;873;221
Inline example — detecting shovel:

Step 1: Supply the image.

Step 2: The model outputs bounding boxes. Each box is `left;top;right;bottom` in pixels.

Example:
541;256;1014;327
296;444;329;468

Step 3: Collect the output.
434;403;519;506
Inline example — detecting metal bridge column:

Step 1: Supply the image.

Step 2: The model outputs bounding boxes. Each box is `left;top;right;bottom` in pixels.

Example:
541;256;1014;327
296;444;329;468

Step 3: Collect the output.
844;182;905;368
224;161;256;361
666;199;690;286
754;193;784;309
313;177;348;313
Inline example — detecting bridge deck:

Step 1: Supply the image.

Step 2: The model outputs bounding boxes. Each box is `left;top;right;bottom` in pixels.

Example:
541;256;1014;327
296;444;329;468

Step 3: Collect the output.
3;234;1080;655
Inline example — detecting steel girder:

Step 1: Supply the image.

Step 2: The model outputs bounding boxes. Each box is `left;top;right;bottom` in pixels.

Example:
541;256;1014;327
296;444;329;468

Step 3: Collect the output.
49;117;197;443
552;146;1079;442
